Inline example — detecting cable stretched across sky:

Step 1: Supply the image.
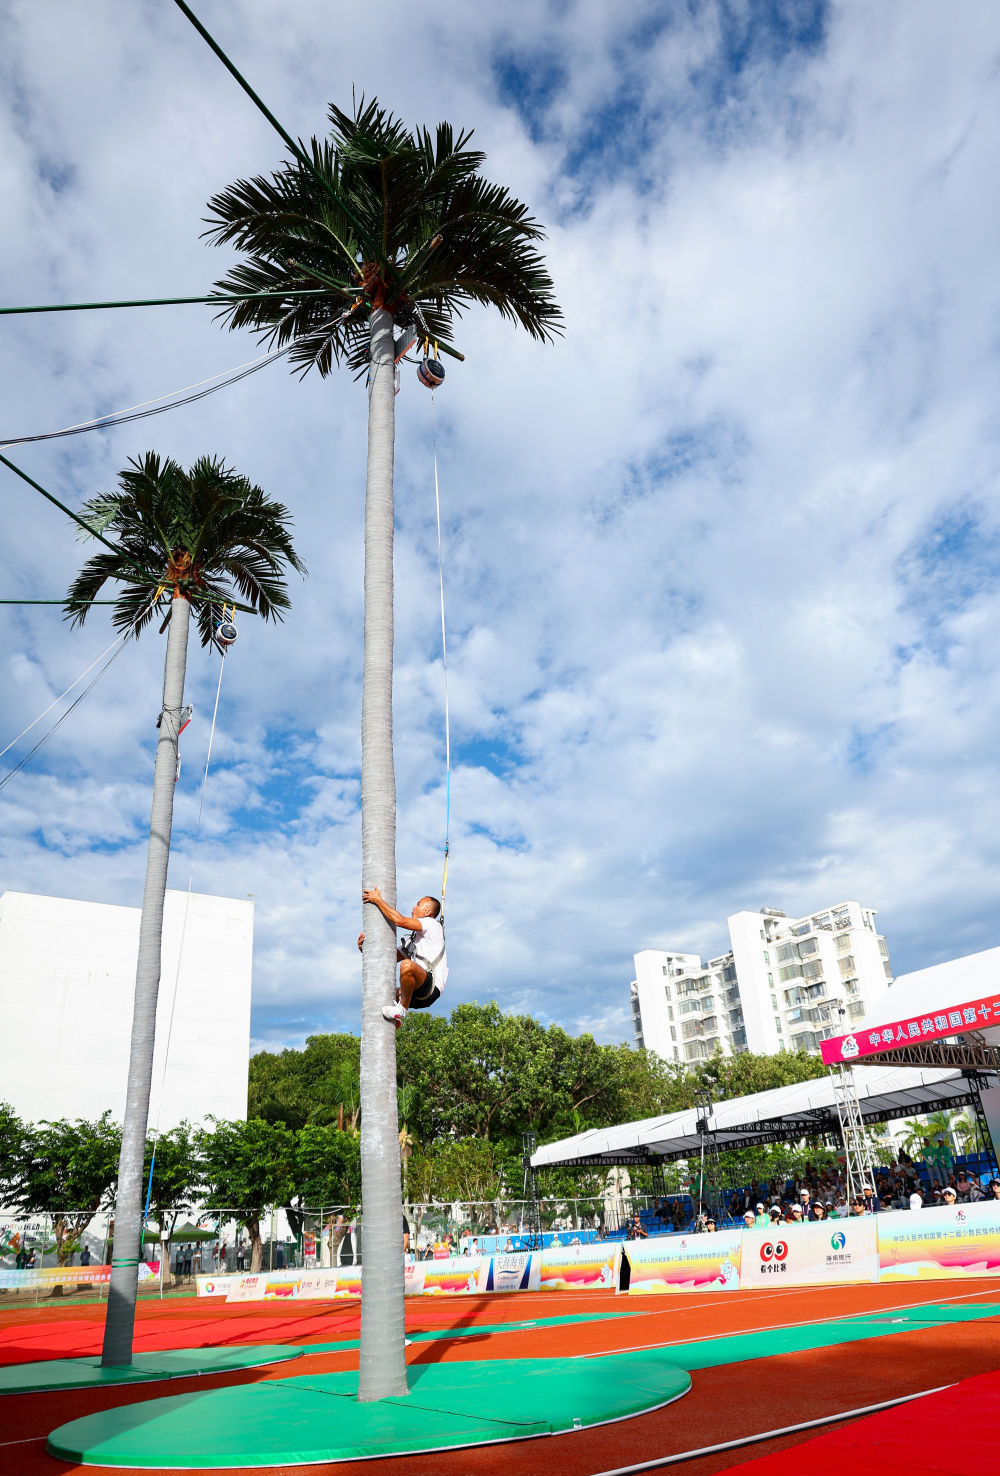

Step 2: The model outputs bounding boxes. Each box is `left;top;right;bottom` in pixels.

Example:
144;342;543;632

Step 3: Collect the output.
0;342;291;449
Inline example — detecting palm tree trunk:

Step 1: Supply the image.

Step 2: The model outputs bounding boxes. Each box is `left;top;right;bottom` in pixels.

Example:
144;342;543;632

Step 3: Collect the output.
358;306;407;1400
101;594;191;1366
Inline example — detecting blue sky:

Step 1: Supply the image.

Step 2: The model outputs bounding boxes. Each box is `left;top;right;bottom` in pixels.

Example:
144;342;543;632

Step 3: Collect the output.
3;1;1000;1052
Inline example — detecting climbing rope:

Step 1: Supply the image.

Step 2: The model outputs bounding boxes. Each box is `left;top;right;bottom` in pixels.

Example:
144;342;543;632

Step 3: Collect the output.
430;388;451;905
143;644;228;1225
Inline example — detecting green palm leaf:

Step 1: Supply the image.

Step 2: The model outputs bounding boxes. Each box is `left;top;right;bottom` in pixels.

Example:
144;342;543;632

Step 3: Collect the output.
203;94;563;376
64;452;305;644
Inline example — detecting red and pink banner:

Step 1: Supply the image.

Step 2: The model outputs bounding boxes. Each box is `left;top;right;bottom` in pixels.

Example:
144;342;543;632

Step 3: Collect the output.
821;989;1000;1064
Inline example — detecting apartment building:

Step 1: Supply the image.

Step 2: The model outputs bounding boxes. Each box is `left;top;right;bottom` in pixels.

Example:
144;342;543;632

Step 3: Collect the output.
629;901;892;1064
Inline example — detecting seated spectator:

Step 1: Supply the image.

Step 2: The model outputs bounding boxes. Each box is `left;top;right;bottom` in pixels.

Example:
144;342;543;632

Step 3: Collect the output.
703;1217;717;1234
754;1203;770;1229
813;1202;829;1221
909;1186;924;1211
769;1206;782;1227
986;1180;1000;1202
742;1210;756;1232
849;1197;867;1216
787;1205;804;1226
879;1196;894;1212
626;1215;648;1241
941;1186;958;1207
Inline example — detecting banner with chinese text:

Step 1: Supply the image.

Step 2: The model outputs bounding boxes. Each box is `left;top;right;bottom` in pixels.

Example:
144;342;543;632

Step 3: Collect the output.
625;1229;741;1294
822;990;1000;1064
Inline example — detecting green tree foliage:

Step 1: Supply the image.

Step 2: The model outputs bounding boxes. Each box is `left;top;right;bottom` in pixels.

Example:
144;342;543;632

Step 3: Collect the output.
197;1118;296;1273
393;1005;678;1147
142;1123;202;1281
291;1124;362;1230
0;1102;25;1206
248;1034;361;1131
18;1113;121;1266
691;1048;828;1103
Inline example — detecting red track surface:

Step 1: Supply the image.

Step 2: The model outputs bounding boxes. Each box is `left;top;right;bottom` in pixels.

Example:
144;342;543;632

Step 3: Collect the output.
2;1279;999;1476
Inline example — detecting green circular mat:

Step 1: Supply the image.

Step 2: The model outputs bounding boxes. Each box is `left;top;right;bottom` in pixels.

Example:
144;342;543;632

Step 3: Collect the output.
47;1348;690;1468
1;1344;302;1395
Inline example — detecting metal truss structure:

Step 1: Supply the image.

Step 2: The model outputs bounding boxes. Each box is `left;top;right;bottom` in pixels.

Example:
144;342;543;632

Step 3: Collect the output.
829;1063;881;1199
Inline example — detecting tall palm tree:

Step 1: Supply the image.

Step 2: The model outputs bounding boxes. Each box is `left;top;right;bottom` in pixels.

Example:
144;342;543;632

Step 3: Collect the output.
203;97;561;1400
65;451;304;1366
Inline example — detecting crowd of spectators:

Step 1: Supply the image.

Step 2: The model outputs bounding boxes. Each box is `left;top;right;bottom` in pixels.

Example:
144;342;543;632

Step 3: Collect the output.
713;1154;999;1228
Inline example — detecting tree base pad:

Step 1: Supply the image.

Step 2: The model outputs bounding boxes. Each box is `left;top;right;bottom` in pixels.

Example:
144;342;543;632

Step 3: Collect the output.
46;1348;690;1467
0;1344;302;1394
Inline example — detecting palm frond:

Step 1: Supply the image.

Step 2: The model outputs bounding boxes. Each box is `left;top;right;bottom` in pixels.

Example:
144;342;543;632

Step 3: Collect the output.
64;454;305;644
203;94;563;377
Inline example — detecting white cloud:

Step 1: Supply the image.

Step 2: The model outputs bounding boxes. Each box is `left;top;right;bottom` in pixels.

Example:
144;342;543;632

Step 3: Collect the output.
3;1;1000;1054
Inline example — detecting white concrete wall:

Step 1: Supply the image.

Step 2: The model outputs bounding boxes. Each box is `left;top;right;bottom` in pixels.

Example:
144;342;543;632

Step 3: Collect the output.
0;889;252;1127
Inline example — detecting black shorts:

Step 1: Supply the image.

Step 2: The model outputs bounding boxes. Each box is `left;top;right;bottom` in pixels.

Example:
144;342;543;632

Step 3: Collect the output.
410;972;441;1009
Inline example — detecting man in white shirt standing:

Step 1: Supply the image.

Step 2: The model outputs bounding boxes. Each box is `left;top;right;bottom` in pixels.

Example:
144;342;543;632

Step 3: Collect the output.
359;887;449;1027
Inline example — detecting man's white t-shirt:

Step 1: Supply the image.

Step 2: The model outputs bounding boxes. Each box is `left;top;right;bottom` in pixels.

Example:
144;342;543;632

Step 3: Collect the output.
410;916;448;994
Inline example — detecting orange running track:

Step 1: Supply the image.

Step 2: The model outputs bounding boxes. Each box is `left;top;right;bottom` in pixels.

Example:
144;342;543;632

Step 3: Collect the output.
2;1279;999;1476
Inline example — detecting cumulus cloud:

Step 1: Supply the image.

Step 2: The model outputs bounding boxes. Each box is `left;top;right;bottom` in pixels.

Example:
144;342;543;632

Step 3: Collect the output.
3;0;1000;1051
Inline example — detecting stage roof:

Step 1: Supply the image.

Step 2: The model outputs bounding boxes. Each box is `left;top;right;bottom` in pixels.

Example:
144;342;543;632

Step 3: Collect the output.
531;1063;978;1169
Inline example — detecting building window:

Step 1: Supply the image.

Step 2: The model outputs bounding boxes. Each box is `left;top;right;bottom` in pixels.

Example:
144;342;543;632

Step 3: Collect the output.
775;1017;783;1033
798;937;818;956
767;972;774;986
770;994;778;1009
762;950;770;965
670;1026;677;1041
835;933;851;954
838;956;855;976
847;1001;866;1019
884;961;893;977
776;942;797;963
667;1005;674;1020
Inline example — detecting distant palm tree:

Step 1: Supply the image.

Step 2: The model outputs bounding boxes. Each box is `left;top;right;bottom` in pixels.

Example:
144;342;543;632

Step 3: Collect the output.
65;451;304;1366
204;96;561;1400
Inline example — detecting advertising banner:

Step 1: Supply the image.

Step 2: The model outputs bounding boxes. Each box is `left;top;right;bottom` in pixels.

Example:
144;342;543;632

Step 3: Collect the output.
484;1251;539;1293
225;1274;268;1302
0;1264;112;1289
538;1240;619;1292
418;1256;486;1295
877;1202;1000;1281
738;1220;878;1289
822;989;1000;1064
196;1274;234;1297
625;1230;741;1294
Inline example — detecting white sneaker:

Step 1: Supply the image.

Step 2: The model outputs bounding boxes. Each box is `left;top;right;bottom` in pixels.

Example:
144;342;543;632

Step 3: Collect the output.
382;1001;407;1025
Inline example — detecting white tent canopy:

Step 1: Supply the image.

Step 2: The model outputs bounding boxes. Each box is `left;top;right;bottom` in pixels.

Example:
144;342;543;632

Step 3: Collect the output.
531;1063;976;1169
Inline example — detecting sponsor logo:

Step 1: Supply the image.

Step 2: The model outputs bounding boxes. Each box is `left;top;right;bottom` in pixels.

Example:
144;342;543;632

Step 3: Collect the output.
840;1034;859;1059
203;1281;216;1294
830;1231;846;1250
759;1240;789;1263
955;1209;967;1224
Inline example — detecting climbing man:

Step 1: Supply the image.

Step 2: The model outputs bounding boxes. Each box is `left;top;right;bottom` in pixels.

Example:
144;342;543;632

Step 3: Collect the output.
358;886;448;1027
